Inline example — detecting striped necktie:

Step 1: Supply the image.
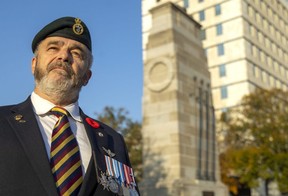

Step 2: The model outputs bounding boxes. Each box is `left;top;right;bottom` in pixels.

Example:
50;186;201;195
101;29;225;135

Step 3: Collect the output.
50;106;83;196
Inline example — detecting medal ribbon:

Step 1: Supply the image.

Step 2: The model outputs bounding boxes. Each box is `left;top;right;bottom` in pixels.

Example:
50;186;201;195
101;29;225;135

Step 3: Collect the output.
118;161;125;184
104;155;136;187
112;158;120;179
105;155;114;176
123;164;132;185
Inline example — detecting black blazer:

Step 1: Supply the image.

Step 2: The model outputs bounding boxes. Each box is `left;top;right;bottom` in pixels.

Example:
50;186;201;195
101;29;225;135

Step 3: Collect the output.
0;97;134;196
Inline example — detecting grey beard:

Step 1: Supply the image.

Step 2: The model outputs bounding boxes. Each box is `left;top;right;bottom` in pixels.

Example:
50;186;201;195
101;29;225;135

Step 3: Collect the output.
34;61;85;104
36;74;82;104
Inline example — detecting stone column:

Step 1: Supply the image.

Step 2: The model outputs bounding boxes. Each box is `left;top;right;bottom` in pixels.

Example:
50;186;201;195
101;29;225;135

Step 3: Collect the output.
141;2;227;196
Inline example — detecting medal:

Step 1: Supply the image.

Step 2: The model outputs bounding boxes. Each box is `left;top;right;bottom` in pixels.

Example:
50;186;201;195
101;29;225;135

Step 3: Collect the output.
122;185;130;196
118;184;124;196
107;176;120;194
103;155;138;195
99;172;109;191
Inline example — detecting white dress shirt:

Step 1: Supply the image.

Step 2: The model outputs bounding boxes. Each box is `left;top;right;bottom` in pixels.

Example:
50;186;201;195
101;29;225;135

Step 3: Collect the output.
30;92;92;175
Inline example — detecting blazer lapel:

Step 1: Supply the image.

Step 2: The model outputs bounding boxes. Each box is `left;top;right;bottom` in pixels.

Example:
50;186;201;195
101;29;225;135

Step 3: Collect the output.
78;112;110;196
81;111;110;171
8;98;58;196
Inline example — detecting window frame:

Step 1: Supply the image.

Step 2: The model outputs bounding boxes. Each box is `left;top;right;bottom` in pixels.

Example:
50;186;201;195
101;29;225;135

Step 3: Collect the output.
215;4;221;16
220;86;228;99
219;64;226;77
216;23;223;35
217;44;225;56
199;10;205;21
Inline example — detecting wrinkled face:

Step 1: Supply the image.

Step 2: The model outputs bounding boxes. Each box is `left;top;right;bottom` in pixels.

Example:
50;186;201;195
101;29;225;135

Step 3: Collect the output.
32;36;92;101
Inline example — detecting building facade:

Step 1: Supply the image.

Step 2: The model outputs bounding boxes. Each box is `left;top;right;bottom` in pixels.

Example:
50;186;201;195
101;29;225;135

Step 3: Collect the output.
141;0;288;195
143;0;288;125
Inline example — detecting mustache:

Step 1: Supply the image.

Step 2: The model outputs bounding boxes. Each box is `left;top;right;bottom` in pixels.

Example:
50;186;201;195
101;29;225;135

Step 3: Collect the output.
47;61;74;77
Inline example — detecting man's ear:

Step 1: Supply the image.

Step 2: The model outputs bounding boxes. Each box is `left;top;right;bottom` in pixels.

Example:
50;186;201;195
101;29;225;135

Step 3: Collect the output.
83;70;92;86
31;57;37;75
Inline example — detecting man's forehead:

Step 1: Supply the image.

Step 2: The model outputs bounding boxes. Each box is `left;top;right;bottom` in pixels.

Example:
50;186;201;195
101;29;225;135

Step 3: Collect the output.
41;37;88;49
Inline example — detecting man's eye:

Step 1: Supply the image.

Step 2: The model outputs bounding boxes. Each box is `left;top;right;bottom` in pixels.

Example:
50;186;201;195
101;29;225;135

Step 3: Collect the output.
47;46;58;51
71;51;82;58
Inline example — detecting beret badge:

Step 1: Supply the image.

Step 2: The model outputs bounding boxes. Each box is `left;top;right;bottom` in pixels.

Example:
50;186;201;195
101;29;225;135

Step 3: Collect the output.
73;18;84;35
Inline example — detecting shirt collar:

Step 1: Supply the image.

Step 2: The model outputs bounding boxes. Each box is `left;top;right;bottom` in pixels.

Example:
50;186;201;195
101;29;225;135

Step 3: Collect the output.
30;91;82;122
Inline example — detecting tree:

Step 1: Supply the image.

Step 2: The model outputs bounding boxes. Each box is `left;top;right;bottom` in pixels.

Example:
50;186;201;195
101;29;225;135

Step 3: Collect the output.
220;88;288;194
122;121;143;182
95;106;143;182
95;106;129;133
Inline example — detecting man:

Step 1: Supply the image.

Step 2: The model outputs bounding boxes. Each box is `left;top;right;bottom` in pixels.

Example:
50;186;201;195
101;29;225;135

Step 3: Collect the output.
0;16;139;196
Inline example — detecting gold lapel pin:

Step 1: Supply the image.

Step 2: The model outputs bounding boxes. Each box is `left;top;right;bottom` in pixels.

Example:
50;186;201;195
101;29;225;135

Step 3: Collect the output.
14;114;22;121
14;114;26;123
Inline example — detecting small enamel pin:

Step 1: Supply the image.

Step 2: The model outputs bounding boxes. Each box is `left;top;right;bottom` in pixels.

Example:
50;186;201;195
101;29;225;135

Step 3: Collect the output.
102;147;115;158
14;114;26;123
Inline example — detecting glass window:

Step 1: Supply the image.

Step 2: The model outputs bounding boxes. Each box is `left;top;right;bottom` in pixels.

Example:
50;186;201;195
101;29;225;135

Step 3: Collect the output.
252;45;257;57
216;23;223;35
262;70;267;83
264;36;269;47
221;86;228;99
260;50;265;62
276;80;281;88
261;2;267;13
256;13;261;25
269;75;274;86
263;19;268;29
254;64;259;78
200;29;206;40
248;6;255;18
267;56;272;67
219;64;226;77
274;61;279;72
215;4;221;16
252;63;256;77
217;44;224;56
280;65;285;76
249;24;255;36
258;32;263;43
199;10;205;21
183;0;189;8
247;41;252;55
204;48;208;57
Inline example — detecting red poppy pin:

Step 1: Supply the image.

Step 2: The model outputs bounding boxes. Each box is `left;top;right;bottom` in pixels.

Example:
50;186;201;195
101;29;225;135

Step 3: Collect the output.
85;117;100;128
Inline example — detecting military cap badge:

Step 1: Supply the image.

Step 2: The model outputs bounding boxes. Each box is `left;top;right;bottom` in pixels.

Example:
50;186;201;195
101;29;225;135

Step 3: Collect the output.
73;18;84;35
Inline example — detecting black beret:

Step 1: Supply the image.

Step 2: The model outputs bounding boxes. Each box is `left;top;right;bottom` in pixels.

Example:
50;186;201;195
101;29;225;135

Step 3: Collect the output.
32;16;92;52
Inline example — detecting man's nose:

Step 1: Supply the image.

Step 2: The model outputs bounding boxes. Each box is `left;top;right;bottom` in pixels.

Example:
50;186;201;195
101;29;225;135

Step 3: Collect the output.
57;49;72;63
